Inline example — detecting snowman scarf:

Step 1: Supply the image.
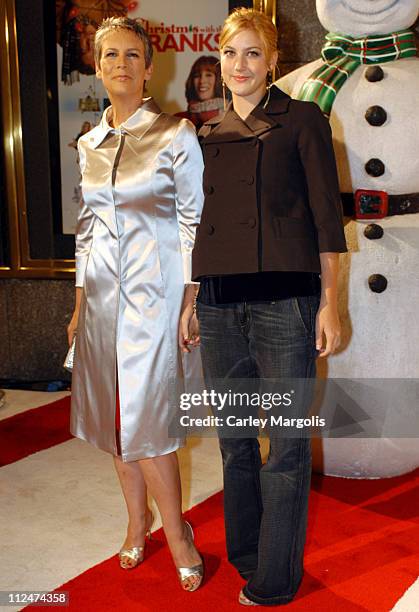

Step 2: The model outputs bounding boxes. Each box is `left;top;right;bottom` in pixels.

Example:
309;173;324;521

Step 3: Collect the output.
297;30;417;117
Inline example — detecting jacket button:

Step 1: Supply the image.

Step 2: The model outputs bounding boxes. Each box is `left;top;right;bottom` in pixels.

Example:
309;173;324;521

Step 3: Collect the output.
207;224;215;235
365;158;385;177
205;185;214;195
248;217;256;228
211;147;220;157
246;176;255;185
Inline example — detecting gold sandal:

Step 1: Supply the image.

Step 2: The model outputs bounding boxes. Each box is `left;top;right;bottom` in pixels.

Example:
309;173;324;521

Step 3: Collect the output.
176;520;204;592
119;511;154;569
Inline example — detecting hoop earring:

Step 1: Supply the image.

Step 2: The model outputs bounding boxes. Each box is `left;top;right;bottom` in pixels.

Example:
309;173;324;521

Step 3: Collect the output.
263;83;272;109
266;70;273;87
221;77;228;111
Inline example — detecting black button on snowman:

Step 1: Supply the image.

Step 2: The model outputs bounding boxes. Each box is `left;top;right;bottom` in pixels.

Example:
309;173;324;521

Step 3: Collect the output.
365;105;387;126
365;65;385;81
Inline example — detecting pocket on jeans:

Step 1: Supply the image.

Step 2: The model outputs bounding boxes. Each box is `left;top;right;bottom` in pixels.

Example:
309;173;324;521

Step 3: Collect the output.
292;296;313;334
194;300;223;323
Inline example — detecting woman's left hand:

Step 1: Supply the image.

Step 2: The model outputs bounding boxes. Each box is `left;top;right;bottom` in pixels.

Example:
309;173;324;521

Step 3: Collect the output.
315;302;341;357
178;303;200;353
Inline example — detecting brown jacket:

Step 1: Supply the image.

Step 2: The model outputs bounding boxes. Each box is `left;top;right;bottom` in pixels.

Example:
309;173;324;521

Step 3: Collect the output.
191;86;347;281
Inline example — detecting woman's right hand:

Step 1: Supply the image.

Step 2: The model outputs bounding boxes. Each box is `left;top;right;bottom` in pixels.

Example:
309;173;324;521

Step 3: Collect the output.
68;288;83;346
67;310;79;346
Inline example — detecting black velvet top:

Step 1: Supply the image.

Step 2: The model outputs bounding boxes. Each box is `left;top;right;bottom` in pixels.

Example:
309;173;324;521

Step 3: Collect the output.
197;272;321;305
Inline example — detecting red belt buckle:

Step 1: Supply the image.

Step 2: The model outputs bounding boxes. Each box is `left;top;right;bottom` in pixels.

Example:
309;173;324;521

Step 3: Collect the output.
354;189;388;219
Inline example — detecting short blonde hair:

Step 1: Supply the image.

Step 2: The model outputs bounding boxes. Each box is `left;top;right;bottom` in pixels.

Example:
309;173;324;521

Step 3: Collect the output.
220;8;278;62
94;17;153;68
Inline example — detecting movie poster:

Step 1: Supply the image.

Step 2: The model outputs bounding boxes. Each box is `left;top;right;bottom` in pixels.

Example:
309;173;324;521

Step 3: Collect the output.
57;0;229;234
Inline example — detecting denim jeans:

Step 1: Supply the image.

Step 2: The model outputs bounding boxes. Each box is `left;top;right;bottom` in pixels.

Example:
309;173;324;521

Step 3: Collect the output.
197;296;319;605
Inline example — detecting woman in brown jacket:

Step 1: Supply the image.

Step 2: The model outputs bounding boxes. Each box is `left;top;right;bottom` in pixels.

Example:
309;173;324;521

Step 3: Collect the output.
191;8;347;607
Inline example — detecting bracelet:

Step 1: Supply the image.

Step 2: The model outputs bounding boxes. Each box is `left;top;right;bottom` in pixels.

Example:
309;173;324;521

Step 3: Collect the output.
192;293;198;315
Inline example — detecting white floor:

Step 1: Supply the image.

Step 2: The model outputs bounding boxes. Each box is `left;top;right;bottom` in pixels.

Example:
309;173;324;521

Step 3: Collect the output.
0;390;223;611
0;390;417;611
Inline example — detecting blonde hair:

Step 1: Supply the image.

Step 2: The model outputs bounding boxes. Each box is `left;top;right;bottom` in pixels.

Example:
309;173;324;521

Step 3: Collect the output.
94;17;153;68
219;8;278;62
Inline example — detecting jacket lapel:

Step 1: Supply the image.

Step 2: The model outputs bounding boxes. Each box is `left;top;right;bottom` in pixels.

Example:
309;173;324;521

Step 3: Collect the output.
82;99;163;239
122;97;161;141
89;98;162;148
201;86;291;144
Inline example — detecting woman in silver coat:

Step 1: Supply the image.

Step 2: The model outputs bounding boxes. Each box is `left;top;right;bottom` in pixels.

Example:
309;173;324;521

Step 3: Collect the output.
67;17;204;591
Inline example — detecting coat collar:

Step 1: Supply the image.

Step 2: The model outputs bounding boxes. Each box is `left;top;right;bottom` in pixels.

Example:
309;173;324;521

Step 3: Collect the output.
201;85;291;143
86;97;161;149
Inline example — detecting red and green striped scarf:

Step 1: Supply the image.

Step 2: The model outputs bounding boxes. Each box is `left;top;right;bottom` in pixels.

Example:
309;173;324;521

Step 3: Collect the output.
297;30;417;117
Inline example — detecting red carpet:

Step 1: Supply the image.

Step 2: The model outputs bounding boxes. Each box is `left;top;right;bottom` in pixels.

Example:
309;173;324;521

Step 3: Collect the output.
30;468;419;611
5;397;417;610
0;396;72;466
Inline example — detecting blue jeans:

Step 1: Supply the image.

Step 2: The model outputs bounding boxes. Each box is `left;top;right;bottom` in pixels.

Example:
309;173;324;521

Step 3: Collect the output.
197;296;319;605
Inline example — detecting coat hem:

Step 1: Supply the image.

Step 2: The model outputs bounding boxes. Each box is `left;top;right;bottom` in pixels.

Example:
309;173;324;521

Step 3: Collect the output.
121;439;186;462
71;425;185;462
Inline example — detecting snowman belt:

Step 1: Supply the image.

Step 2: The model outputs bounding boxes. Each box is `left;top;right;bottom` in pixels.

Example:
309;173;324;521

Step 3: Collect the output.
342;190;419;219
297;30;417;117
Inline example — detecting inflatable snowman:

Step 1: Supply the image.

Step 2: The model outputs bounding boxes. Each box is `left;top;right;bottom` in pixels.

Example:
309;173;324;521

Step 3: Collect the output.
277;0;419;478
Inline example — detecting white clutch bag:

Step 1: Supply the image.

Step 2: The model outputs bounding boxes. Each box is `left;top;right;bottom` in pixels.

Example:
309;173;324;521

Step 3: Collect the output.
63;335;76;372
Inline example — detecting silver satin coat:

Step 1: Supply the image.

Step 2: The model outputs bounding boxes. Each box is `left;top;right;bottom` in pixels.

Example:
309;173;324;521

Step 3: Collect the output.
70;98;204;461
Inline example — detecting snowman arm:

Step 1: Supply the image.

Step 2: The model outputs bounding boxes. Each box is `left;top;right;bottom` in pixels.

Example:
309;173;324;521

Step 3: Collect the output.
297;102;347;253
274;74;296;96
275;60;322;98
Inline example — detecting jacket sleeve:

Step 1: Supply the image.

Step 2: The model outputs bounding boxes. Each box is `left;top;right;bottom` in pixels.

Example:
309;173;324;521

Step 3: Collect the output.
297;102;347;253
75;139;95;287
172;119;204;283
